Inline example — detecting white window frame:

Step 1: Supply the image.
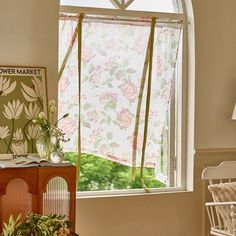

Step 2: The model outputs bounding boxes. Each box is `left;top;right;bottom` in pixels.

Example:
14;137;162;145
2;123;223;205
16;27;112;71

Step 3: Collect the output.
59;0;195;197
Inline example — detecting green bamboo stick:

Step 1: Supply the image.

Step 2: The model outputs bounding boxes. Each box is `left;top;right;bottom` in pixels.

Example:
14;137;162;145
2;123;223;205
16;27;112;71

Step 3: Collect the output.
76;14;84;189
140;17;156;192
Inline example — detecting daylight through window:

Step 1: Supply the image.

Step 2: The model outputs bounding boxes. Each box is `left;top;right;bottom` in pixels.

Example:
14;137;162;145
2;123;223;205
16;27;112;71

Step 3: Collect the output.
58;0;188;194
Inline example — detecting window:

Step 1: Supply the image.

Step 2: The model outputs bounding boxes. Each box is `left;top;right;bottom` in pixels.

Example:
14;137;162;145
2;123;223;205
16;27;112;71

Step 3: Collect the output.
58;0;194;195
60;0;115;9
60;0;181;13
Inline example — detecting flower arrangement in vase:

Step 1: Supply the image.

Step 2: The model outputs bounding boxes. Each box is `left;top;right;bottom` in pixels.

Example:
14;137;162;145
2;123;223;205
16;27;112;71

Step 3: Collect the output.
33;100;69;163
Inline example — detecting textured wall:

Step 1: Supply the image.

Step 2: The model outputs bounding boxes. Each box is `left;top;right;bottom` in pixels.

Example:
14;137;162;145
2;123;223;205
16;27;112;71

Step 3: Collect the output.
194;0;236;149
0;0;59;101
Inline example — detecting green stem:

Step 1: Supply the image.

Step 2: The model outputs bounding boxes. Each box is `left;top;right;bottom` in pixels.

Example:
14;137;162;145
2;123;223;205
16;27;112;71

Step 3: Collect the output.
51;112;55;126
54;113;69;127
23;119;32;143
31;139;34;153
7;119;15;153
38;97;43;109
3;139;8;149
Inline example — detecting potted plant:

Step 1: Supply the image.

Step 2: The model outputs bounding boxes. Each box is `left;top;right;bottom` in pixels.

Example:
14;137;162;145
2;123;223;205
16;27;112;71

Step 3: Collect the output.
1;213;78;236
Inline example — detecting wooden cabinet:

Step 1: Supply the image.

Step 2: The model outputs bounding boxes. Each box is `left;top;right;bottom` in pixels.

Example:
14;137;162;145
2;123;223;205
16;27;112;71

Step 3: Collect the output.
0;166;76;231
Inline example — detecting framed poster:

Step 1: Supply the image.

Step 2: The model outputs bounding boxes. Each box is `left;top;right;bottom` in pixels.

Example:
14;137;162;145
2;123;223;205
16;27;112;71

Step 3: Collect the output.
0;66;48;159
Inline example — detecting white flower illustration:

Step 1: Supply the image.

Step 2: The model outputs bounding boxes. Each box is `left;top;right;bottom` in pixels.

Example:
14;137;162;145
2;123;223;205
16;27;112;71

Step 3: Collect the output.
11;141;28;155
0;125;10;139
49;99;56;113
13;128;23;141
0;76;16;96
27;125;41;140
3;99;24;120
38;111;46;119
21;76;43;102
25;103;40;120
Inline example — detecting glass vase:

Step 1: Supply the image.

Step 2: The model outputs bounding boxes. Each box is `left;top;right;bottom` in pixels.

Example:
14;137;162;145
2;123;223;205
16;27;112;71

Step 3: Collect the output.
50;148;65;163
36;136;54;160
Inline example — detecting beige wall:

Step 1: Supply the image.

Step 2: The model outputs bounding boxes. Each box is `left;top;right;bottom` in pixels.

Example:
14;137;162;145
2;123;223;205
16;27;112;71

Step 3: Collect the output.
1;0;236;236
0;0;59;101
76;1;236;236
194;0;236;149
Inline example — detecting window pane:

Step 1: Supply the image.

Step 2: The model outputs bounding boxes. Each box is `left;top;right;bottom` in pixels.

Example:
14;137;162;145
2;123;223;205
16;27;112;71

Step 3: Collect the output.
60;0;182;13
58;17;182;191
127;0;178;13
60;0;115;8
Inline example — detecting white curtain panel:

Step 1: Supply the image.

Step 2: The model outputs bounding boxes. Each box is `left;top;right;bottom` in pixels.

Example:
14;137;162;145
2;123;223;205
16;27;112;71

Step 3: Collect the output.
58;17;181;168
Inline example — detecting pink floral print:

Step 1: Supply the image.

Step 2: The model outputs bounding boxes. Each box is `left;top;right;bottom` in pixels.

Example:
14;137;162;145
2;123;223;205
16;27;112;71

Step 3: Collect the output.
129;133;143;151
90;65;102;87
100;92;118;104
82;46;96;63
89;128;102;143
116;108;133;129
60;117;77;136
86;110;99;123
59;76;70;91
121;81;138;102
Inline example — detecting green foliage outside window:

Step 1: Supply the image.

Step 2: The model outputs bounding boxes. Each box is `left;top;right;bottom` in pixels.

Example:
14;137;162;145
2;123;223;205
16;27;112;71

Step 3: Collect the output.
65;153;165;191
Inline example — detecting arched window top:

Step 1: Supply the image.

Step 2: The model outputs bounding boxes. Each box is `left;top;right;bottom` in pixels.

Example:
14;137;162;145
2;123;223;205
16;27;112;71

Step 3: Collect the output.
60;0;183;13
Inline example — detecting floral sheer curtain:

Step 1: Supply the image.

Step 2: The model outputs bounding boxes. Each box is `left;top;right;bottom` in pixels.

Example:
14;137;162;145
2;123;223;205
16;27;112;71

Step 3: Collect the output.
58;16;181;170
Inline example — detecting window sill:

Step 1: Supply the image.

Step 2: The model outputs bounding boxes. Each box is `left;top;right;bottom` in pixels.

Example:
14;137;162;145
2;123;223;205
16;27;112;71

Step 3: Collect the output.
76;187;192;199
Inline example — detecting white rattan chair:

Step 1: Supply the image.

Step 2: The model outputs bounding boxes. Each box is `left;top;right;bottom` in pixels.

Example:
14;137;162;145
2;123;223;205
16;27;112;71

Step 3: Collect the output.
202;161;236;236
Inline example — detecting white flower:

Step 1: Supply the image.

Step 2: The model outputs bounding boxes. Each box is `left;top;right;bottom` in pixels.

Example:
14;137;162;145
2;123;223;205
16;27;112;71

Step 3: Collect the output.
50;106;56;113
27;125;41;140
38;111;46;119
0;125;10;139
0;76;16;96
11;141;28;155
21;76;43;102
49;99;56;113
25;103;40;120
3;99;24;120
13;128;23;141
49;100;56;107
50;135;57;145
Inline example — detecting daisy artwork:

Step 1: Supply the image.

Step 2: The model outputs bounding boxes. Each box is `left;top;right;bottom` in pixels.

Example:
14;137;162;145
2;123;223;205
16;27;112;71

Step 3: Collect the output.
0;66;48;159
